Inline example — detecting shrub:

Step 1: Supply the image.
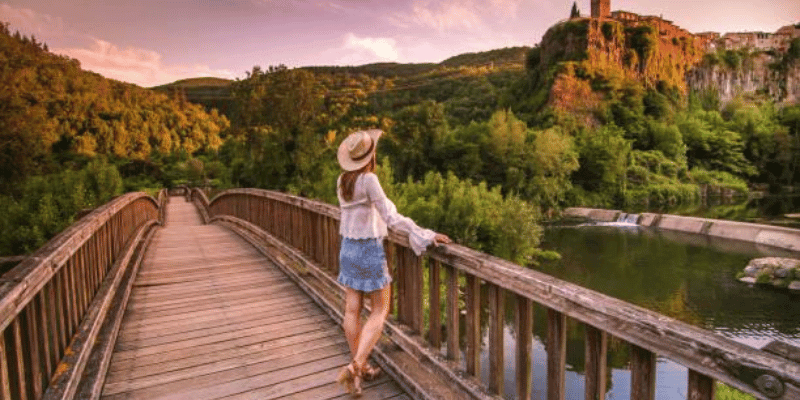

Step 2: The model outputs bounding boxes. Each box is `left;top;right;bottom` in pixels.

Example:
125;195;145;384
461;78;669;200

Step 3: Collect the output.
0;160;124;256
391;170;551;265
755;271;771;284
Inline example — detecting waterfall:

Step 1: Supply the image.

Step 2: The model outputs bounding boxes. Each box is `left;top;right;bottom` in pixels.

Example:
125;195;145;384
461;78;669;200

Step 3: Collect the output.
616;213;640;225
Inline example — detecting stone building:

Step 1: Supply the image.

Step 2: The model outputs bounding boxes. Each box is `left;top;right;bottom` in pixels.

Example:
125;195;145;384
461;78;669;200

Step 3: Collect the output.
591;0;610;19
591;1;799;54
711;26;800;52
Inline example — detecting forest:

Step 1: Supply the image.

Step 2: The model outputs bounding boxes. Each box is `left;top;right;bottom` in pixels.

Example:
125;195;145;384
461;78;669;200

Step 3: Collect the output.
2;19;800;268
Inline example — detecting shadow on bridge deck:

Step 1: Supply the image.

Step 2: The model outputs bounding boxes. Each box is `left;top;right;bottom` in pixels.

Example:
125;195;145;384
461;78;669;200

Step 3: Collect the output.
101;197;408;400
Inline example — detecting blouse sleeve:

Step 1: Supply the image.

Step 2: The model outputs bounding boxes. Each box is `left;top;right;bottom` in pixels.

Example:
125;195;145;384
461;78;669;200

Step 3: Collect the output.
363;174;436;255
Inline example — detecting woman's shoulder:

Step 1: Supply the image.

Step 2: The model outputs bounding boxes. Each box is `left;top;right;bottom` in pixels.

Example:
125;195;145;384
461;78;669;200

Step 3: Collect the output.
360;172;381;185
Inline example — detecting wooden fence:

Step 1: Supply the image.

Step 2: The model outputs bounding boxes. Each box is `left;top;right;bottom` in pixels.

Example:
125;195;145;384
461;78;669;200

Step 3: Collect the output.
194;188;799;400
0;191;166;400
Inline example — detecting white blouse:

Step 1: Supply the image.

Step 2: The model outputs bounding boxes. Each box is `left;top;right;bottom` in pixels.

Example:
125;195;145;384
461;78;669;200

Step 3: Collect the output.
338;173;436;255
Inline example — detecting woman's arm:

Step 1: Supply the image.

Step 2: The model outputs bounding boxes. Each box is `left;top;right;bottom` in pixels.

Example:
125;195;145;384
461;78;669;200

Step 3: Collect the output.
363;174;449;255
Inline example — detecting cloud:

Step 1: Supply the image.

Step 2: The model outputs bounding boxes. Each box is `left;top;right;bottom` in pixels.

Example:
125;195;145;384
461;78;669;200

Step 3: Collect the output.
387;0;525;31
488;0;523;16
389;0;483;31
343;33;399;61
53;39;237;87
0;3;67;38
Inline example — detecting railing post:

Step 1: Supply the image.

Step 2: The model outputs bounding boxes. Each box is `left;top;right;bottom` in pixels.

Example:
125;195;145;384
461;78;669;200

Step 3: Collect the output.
688;370;715;400
386;242;396;317
488;284;505;397
0;335;11;399
42;285;57;375
24;304;43;399
428;259;441;349
547;308;567;400
516;295;533;400
410;251;423;334
445;264;460;362
631;344;657;400
9;319;27;399
395;245;406;323
465;274;481;377
584;325;608;400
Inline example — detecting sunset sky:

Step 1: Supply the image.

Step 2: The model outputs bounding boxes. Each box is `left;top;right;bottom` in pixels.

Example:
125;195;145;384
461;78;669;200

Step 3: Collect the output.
2;0;798;87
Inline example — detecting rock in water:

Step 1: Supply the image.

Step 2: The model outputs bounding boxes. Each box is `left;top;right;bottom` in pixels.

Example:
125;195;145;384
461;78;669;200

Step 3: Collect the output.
741;258;800;291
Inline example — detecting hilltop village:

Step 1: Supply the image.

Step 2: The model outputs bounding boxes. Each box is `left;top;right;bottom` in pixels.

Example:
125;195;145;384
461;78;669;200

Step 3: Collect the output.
582;0;800;53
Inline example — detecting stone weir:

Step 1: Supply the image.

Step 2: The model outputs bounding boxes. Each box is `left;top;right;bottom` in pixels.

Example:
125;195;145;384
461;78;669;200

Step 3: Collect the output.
563;207;800;253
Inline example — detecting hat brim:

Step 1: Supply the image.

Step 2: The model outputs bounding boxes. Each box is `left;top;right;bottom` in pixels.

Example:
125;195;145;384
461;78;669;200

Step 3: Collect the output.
337;129;383;171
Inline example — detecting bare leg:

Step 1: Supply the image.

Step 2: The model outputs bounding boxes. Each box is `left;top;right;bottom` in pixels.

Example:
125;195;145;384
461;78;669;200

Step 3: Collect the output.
343;287;363;359
353;284;391;367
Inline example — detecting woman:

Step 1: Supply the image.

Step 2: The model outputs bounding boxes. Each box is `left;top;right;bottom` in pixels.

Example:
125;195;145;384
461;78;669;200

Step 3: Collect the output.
335;129;451;396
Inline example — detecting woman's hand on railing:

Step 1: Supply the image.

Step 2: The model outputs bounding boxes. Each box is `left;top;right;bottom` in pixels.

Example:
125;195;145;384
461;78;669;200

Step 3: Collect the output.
433;233;452;247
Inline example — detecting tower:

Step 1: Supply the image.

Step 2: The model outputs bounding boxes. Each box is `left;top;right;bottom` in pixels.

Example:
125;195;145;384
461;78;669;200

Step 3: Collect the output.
591;0;610;18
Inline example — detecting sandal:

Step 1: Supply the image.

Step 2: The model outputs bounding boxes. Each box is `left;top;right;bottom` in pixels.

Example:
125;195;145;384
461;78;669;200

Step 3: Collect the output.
336;361;363;397
336;361;356;394
362;362;382;381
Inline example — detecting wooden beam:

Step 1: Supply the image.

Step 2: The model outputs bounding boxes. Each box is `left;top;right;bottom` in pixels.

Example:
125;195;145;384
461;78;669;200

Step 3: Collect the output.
516;295;533;400
445;265;459;362
465;274;481;377
584;325;607;400
428;259;441;349
0;334;11;400
488;284;504;396
547;308;566;400
631;344;656;400
688;370;714;400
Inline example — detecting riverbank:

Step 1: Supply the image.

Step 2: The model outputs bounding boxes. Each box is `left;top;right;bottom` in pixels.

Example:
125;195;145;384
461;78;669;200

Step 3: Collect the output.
563;207;800;253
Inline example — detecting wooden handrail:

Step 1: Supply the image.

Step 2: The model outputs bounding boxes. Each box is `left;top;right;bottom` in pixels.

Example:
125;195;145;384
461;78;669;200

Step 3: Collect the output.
0;191;164;400
197;188;800;400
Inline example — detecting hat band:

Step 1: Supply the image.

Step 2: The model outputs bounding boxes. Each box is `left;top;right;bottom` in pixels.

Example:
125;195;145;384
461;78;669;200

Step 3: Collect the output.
351;138;375;162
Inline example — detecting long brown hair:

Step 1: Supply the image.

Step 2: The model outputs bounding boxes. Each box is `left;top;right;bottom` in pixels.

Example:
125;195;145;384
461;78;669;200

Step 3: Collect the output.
339;155;376;201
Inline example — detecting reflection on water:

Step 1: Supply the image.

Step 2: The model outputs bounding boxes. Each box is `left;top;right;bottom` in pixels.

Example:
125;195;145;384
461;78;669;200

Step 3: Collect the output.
539;225;800;348
460;224;800;399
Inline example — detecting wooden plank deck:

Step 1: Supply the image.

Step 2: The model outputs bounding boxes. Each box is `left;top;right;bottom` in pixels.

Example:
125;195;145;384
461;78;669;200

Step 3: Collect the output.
101;197;408;400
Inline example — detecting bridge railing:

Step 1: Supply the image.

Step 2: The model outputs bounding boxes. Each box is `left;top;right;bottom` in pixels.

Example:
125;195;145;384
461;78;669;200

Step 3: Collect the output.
0;190;166;400
195;188;799;400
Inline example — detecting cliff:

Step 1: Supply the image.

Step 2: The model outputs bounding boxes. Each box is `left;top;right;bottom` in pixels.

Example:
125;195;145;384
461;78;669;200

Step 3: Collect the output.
686;50;800;104
535;18;800;110
534;18;704;120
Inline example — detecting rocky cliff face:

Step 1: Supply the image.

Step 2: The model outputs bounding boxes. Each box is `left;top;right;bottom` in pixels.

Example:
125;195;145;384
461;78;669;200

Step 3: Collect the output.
538;18;703;92
537;18;800;107
536;18;704;120
686;54;800;104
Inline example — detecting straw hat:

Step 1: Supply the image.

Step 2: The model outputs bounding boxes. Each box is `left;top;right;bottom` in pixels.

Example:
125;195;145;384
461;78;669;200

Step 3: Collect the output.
337;129;383;171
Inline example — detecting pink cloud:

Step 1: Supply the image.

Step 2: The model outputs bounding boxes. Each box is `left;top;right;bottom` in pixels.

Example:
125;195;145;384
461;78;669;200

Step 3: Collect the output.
53;38;237;87
344;33;399;61
390;0;483;31
0;3;67;39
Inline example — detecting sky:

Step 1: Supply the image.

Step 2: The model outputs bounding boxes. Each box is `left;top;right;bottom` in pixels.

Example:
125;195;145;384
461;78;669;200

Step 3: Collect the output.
1;0;798;87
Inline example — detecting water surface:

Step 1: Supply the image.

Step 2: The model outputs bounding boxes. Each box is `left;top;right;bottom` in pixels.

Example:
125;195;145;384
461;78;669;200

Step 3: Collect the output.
473;224;800;399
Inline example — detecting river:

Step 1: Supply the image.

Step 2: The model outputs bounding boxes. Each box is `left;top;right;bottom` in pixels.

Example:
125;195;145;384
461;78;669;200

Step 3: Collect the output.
471;221;799;399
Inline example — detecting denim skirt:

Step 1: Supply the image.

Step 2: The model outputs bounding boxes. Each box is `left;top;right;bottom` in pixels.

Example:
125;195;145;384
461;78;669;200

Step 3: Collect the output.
338;237;391;292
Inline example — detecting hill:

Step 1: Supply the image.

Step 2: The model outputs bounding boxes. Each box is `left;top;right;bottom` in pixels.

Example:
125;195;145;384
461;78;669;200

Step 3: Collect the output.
0;22;229;193
152;77;233;89
155;46;531;122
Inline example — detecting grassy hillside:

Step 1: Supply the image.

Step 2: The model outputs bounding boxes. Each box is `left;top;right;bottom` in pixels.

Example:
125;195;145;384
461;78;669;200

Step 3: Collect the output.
152;77;233;89
155;46;530;119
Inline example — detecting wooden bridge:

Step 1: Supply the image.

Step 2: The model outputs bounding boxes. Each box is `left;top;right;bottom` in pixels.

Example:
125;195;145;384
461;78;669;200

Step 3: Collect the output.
1;188;798;400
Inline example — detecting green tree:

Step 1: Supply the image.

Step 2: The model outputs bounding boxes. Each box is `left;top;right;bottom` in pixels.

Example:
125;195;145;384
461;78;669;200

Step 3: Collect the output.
383;100;448;182
570;2;581;18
